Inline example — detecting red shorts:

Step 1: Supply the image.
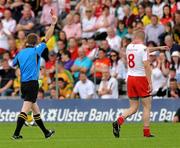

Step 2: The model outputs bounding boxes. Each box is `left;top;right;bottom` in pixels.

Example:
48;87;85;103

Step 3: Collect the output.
127;76;150;98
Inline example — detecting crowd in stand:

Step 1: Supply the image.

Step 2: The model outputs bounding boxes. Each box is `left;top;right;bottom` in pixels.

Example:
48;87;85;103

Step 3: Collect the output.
0;0;180;100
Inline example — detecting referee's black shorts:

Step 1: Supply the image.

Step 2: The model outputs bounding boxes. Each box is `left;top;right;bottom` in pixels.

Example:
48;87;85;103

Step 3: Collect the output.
21;80;39;103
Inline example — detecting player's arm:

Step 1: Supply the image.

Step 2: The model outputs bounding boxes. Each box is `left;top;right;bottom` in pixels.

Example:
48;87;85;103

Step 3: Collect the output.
44;9;58;42
147;46;169;53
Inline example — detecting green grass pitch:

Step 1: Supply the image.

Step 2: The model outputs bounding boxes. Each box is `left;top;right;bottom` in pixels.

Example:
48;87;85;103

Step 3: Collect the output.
0;123;180;148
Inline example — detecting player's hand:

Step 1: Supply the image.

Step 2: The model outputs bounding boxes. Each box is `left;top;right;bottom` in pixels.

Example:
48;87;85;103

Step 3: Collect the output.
50;9;58;25
159;46;169;51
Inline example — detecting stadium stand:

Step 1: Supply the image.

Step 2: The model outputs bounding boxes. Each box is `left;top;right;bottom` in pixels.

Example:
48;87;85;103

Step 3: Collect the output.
0;0;179;100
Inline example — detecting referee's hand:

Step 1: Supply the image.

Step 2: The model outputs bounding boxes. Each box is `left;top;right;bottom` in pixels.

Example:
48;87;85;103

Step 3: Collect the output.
50;9;58;25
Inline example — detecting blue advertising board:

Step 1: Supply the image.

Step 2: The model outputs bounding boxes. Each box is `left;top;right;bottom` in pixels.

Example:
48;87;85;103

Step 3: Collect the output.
0;99;179;122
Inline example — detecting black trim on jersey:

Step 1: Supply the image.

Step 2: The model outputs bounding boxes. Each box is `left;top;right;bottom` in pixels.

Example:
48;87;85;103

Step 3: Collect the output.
41;39;49;62
41;47;49;62
36;54;40;65
17;59;20;67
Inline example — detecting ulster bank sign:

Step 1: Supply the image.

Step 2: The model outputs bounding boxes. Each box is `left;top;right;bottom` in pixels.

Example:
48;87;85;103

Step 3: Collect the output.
0;99;179;122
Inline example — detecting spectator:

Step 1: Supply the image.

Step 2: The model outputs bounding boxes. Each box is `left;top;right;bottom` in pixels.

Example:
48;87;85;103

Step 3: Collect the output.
45;51;57;78
16;30;26;50
81;38;89;51
40;0;58;26
130;0;139;15
8;37;18;58
56;39;67;59
145;15;165;45
167;78;180;98
171;51;180;82
63;13;81;39
90;48;111;84
73;12;82;39
59;30;67;47
0;0;6;18
82;7;96;39
169;0;177;15
141;0;153;8
106;27;121;52
75;0;90;17
2;9;16;34
94;5;115;40
10;0;24;23
39;66;51;92
159;23;172;46
57;0;70;20
152;0;165;19
87;37;99;60
67;37;79;60
137;3;145;20
58;77;73;100
152;52;170;96
125;25;134;39
116;20;128;38
71;72;96;99
92;0;103;18
99;40;111;56
142;6;153;26
71;47;92;81
104;0;116;16
37;88;45;100
0;59;15;96
109;50;120;77
173;10;180;44
57;61;74;87
164;35;180;55
0;20;11;54
160;4;173;25
98;69;118;99
115;0;127;20
171;51;180;72
49;87;57;99
61;50;74;71
16;6;35;34
2;51;13;68
123;5;137;27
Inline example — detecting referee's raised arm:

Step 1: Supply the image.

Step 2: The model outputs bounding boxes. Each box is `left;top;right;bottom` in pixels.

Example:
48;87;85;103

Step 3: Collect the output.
37;9;58;61
44;9;58;42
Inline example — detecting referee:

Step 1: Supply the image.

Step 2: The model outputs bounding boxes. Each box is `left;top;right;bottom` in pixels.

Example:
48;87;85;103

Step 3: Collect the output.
12;10;57;139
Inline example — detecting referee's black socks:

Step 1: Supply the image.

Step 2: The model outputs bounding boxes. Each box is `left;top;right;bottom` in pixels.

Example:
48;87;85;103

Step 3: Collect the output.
14;112;27;136
33;114;49;135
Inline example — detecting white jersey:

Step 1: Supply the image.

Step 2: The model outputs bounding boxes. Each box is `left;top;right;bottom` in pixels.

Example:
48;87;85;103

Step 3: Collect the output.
126;43;148;76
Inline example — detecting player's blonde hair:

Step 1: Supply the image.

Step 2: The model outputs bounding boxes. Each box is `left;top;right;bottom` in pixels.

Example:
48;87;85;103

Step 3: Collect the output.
133;29;145;41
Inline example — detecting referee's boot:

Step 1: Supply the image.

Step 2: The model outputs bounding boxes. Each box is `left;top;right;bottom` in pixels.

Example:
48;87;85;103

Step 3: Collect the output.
11;135;23;140
112;121;120;138
45;130;55;139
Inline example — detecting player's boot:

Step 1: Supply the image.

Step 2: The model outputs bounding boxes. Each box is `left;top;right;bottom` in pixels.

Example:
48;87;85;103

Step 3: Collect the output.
45;130;55;139
112;121;120;138
11;135;23;140
144;134;155;138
